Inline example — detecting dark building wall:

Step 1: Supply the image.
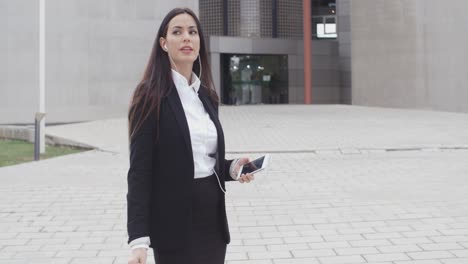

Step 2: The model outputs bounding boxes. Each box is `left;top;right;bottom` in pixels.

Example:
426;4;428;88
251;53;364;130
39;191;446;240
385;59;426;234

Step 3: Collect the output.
277;0;303;39
336;0;351;104
209;36;340;104
200;0;304;40
199;0;223;36
260;0;273;38
201;0;341;105
227;0;240;36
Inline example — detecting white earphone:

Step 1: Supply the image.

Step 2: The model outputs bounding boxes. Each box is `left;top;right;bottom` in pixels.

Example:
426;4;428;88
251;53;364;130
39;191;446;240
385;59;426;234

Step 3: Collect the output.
213;169;226;193
164;44;168;51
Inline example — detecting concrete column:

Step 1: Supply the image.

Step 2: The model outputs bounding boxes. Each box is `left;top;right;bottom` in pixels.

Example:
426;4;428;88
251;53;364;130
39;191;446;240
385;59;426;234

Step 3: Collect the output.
303;0;312;104
210;52;221;99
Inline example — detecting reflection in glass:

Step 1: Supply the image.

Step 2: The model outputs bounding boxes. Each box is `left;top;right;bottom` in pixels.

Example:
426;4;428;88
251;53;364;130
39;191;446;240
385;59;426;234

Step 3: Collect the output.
222;54;288;105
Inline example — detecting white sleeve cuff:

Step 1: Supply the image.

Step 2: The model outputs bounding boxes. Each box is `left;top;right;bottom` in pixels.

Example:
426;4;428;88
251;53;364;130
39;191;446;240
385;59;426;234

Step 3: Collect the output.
129;236;151;250
131;244;149;250
229;158;240;180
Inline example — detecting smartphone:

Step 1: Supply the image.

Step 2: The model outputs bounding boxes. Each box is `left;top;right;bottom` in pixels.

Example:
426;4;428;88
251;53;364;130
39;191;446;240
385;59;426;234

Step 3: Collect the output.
236;154;270;180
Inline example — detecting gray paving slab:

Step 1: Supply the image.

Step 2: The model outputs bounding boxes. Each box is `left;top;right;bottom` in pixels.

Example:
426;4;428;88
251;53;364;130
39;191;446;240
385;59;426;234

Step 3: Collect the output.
44;105;468;153
1;105;468;264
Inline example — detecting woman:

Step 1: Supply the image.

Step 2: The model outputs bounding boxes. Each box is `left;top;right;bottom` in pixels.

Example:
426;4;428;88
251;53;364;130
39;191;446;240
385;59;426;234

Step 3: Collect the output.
127;7;255;264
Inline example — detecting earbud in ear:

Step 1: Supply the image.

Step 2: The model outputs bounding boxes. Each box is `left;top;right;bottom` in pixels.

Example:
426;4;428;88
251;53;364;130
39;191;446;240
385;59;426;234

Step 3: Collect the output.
164;44;168;51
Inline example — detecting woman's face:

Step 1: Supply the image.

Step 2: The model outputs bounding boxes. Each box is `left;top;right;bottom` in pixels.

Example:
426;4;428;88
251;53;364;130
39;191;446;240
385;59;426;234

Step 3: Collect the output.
161;13;200;67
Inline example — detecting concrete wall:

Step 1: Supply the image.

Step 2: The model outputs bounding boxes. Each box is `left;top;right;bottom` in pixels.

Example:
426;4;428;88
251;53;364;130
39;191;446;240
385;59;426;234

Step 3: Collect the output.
0;0;198;124
0;1;40;124
350;0;468;113
209;36;340;104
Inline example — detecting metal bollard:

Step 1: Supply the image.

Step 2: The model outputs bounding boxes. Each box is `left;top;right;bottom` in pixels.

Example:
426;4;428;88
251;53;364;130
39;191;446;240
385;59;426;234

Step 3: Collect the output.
34;112;46;161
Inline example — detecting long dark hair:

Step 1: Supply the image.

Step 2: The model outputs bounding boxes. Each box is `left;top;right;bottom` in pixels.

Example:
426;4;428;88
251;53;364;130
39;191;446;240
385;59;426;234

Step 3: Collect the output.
128;7;218;141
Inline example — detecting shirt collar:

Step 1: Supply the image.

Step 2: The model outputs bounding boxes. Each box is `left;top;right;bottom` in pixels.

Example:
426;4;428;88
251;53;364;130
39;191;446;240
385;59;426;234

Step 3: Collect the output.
171;69;201;94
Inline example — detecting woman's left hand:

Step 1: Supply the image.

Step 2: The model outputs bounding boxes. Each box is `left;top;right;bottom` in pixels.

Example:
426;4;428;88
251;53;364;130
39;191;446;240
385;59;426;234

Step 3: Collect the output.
235;157;255;183
238;173;255;183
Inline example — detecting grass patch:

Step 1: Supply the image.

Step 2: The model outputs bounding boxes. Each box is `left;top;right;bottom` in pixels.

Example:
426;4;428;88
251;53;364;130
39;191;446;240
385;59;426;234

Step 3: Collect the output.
0;139;85;167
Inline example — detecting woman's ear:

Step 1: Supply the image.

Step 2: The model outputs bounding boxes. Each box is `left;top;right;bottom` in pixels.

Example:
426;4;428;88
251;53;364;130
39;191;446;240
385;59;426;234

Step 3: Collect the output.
159;37;167;51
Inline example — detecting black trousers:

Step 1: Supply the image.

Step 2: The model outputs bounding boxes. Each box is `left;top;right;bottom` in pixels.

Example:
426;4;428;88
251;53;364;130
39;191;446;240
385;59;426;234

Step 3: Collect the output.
154;174;227;264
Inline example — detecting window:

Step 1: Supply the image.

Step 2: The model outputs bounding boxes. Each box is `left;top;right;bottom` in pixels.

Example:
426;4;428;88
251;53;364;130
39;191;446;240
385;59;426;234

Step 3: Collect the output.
312;0;337;39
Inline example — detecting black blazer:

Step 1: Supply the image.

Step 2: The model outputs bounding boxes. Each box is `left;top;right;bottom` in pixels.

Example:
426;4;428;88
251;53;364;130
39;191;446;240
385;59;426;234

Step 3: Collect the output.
127;83;235;251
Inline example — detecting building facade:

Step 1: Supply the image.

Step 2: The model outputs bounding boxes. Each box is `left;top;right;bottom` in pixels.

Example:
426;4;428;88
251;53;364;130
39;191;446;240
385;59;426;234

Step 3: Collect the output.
0;0;200;124
1;0;467;124
200;0;343;106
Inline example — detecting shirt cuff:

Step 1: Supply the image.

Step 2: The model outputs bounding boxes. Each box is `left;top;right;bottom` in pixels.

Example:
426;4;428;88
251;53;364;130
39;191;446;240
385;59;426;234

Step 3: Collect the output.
229;158;240;180
131;244;149;250
129;236;151;250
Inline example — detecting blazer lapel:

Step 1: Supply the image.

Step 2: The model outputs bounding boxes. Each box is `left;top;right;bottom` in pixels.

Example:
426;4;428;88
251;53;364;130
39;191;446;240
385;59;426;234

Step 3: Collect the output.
198;87;224;176
167;86;193;155
198;87;221;134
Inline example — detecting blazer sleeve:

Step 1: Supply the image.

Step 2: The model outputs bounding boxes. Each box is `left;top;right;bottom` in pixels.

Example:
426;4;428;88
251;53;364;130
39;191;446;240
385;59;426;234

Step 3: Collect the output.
127;107;156;244
224;159;235;182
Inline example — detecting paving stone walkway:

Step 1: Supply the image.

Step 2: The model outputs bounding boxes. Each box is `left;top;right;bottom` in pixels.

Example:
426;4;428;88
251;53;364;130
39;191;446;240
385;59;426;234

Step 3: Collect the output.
1;105;468;264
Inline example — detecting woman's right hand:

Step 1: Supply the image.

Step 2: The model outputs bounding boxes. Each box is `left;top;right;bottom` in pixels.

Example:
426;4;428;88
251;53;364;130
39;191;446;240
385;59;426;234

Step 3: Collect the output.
128;248;148;264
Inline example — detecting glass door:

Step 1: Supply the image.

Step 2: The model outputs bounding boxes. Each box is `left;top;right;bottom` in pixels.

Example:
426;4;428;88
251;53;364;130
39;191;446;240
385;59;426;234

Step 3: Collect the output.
221;54;288;105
